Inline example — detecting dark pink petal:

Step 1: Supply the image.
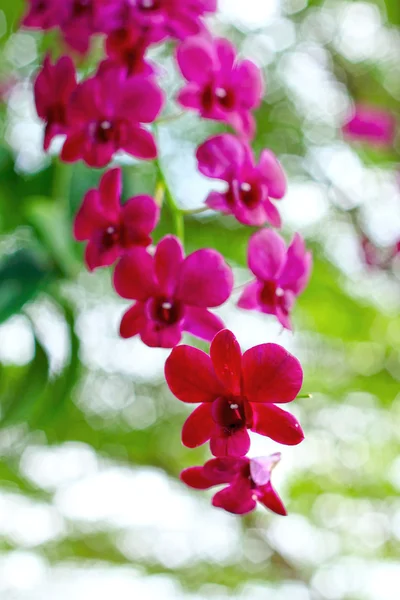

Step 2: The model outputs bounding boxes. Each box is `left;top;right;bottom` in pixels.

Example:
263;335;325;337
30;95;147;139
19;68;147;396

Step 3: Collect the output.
121;195;160;247
212;480;256;515
237;281;261;310
176;36;215;83
258;482;287;516
205;191;230;212
196;134;245;181
242;343;303;404
140;321;182;348
233;200;269;227
85;238;120;271
180;466;216;490
251;403;304;445
154;235;184;296
43;123;56;151
275;305;293;331
73;190;107;241
61;130;87;163
119;302;146;338
120;76;164;123
183;307;225;342
99;168;122;219
343;104;396;147
181;403;214;448
234;60;263;109
203;457;246;483
210;427;250;457
263;199;282;228
53;55;77;100
248;229;287;281
228;110;256;140
83;139;116;169
215;38;236;74
113;249;157;300
259;150;286;199
165;345;224;404
250;453;281;486
210;329;242;395
279;233;312;294
120;125;158;160
177;85;202;110
63;24;91;55
177;249;233;307
68;78;103;123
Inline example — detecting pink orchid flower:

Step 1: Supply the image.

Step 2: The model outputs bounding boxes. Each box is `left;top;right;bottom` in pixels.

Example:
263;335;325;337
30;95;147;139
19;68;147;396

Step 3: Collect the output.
197;134;286;227
74;167;159;271
120;0;217;44
181;453;286;516
61;66;164;168
238;229;312;330
343;104;396;147
176;36;263;138
113;235;233;348
34;55;77;151
165;329;304;456
23;0;122;54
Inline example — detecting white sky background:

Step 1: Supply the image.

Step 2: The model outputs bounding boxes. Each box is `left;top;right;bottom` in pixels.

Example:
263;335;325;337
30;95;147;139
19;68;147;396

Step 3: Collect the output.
1;1;400;599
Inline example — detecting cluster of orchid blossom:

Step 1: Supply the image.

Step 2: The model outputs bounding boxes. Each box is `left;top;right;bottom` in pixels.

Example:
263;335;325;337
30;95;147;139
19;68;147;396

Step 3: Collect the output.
343;104;400;271
25;0;313;516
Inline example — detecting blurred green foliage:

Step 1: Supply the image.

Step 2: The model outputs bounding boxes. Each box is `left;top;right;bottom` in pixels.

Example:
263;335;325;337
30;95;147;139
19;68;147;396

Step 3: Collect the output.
0;0;399;599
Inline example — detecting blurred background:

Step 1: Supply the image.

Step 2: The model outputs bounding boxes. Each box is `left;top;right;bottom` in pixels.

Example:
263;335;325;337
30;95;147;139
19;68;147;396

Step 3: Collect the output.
1;0;400;598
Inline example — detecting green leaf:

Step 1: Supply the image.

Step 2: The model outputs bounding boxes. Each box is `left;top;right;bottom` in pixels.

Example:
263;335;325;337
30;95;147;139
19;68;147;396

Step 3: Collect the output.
0;250;51;324
32;296;81;426
24;197;81;279
0;335;49;427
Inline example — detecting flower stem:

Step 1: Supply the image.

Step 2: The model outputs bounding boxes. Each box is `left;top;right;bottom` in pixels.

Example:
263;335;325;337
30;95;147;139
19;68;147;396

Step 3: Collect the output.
181;205;209;216
52;158;73;216
233;279;255;292
296;393;312;399
155;159;185;243
156;112;185;125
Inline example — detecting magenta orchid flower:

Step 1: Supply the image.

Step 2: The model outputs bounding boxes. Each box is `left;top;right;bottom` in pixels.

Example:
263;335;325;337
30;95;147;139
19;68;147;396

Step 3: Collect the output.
61;67;164;168
181;453;286;516
113;235;233;348
165;329;304;456
176;36;263;138
343;104;396;147
238;230;312;330
103;26;154;77
196;134;286;227
73;168;159;271
120;0;217;44
22;0;121;54
22;0;68;31
34;55;77;151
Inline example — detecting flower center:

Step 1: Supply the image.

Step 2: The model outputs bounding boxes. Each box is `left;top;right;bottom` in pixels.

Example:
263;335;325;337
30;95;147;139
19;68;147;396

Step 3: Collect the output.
259;281;289;312
73;0;92;17
136;0;160;10
201;84;236;113
101;225;119;249
212;397;251;434
215;86;235;110
150;297;183;326
239;181;260;208
92;120;115;144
